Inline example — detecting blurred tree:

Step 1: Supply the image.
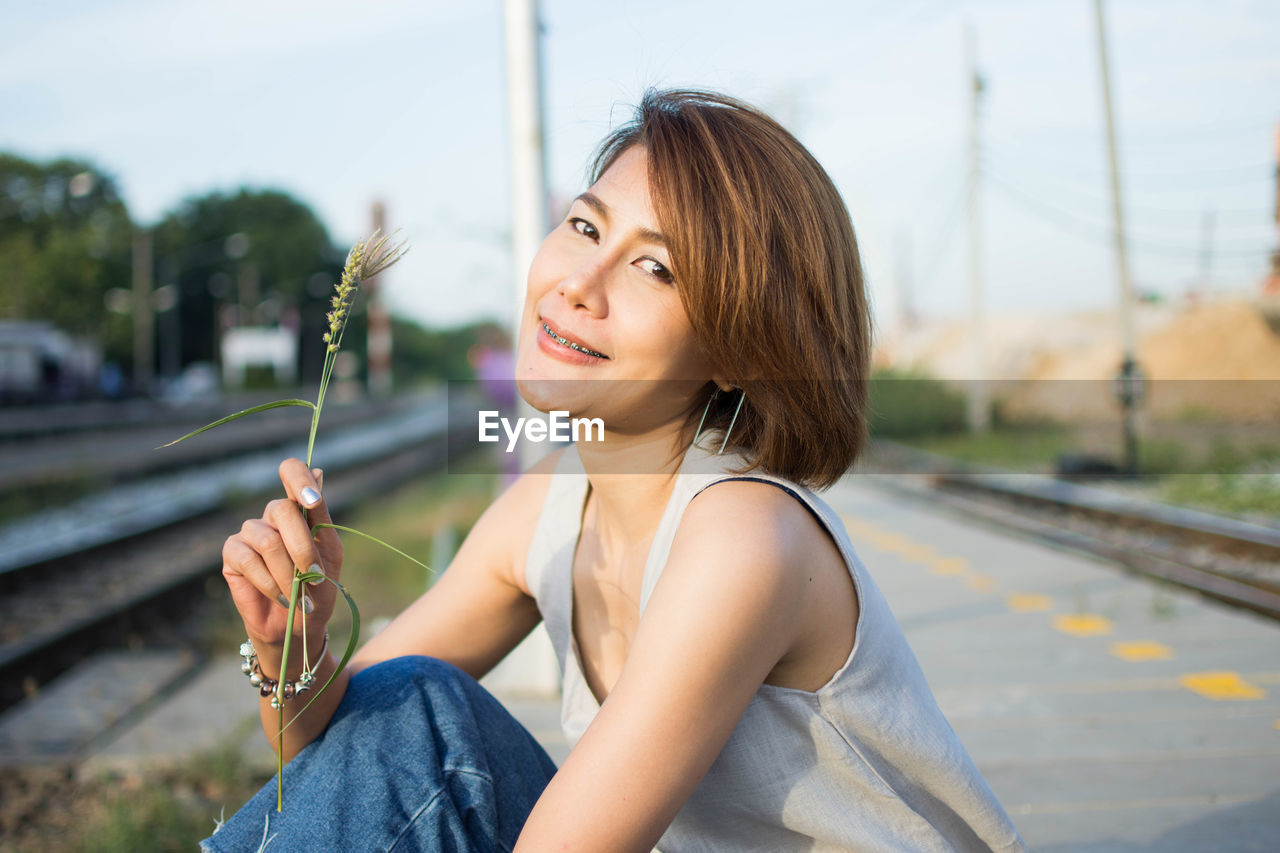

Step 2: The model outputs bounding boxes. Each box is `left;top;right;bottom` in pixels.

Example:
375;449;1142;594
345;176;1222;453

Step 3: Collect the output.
0;153;134;363
152;189;344;382
391;317;499;385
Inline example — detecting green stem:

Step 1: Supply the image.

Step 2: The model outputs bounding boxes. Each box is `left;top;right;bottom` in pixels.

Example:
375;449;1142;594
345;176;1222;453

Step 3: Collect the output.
306;351;336;468
276;573;304;812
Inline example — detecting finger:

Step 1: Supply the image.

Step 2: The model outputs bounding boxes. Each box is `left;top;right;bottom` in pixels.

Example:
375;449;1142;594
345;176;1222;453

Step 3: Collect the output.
238;518;309;611
279;458;323;510
264;497;329;590
223;535;291;611
312;468;323;489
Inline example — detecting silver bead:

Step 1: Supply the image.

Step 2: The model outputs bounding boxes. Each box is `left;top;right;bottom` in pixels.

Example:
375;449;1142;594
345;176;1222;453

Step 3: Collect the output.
282;682;295;700
299;671;314;687
296;682;311;694
241;660;253;675
260;681;275;697
239;641;255;658
249;672;262;687
270;698;281;710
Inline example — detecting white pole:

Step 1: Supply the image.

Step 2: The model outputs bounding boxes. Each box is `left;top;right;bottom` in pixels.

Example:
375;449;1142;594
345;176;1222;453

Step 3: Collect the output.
965;23;990;432
492;0;560;699
505;0;549;327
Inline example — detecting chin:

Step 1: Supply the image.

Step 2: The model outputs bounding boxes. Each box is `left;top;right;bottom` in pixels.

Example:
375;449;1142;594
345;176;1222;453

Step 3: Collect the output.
514;375;603;419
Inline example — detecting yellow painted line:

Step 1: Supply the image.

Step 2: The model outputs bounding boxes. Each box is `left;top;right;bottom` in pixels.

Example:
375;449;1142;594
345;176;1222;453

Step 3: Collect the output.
899;544;940;563
929;557;969;576
940;672;1280;697
966;574;995;592
1053;613;1113;637
1110;641;1174;662
873;533;914;552
1008;792;1266;816
1007;593;1053;612
1180;671;1266;701
839;516;882;538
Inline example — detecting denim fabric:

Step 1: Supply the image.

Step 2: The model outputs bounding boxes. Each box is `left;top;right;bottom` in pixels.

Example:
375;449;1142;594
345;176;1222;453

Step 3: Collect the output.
200;656;558;853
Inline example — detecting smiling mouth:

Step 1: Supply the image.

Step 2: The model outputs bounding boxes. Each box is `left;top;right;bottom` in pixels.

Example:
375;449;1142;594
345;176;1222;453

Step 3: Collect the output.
542;322;608;359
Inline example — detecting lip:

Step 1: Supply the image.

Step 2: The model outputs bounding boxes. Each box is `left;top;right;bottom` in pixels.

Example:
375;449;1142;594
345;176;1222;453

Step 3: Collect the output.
537;316;609;364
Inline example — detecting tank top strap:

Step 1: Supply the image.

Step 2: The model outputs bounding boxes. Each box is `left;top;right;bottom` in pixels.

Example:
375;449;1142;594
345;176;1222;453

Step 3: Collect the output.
636;445;862;618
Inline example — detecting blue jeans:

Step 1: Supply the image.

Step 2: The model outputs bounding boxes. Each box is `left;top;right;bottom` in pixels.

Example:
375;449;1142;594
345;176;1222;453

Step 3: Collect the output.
200;656;559;852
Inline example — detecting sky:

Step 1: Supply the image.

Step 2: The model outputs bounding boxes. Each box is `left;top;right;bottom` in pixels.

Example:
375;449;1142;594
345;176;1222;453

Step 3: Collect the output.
2;0;1277;337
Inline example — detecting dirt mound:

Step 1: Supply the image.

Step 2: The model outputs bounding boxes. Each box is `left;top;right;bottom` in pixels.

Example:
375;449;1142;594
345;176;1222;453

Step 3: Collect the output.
880;297;1280;423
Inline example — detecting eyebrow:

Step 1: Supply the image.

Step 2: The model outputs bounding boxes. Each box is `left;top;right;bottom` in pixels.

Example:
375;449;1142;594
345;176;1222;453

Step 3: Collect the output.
574;192;666;247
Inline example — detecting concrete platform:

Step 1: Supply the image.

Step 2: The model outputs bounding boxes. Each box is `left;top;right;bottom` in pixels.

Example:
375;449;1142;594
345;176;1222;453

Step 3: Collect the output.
38;473;1280;850
831;474;1280;851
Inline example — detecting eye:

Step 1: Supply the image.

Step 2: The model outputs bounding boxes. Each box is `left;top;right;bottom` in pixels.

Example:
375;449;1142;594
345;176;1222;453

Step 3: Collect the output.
636;257;675;284
568;217;599;241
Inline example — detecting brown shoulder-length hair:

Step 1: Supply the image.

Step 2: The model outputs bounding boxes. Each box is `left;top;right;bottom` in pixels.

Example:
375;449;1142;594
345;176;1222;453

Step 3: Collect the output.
591;88;871;490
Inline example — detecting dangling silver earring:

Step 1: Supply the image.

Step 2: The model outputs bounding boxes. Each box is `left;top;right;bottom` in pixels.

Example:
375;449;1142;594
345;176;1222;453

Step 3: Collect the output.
692;387;718;450
718;387;745;455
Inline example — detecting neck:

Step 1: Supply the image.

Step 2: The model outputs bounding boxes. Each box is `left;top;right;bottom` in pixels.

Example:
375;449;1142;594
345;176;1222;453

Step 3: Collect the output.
573;424;694;555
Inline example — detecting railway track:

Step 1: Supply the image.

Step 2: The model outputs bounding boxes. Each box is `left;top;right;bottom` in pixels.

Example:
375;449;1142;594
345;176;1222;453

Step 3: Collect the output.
0;390;486;712
858;441;1280;622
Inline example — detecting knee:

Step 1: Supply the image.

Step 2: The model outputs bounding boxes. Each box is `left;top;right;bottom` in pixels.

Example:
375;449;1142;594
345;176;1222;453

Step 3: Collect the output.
344;655;471;710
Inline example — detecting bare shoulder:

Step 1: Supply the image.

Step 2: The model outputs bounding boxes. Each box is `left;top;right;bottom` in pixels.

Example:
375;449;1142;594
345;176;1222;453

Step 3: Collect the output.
680;477;835;566
672;477;857;689
472;446;568;595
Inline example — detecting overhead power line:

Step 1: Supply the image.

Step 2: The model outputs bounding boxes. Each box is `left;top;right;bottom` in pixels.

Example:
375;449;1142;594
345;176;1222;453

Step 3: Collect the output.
983;169;1273;261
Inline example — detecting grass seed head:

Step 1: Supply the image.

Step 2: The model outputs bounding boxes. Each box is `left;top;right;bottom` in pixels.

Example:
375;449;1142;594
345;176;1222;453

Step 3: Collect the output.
323;229;409;353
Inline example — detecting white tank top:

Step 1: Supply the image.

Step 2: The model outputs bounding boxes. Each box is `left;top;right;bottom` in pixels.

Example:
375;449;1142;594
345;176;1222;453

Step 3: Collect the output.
523;439;1028;852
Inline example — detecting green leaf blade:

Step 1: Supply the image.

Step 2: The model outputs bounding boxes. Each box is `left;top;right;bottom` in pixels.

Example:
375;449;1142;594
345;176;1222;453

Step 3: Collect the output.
311;523;435;574
156;399;315;449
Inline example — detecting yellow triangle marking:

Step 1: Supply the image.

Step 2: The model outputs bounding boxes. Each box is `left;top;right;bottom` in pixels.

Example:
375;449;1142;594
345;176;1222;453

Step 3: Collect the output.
1054;613;1114;637
1110;641;1174;662
1007;593;1053;612
929;557;970;576
1180;671;1266;701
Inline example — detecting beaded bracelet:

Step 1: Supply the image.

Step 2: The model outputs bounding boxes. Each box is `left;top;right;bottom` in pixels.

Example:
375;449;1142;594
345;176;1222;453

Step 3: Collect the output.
239;632;328;710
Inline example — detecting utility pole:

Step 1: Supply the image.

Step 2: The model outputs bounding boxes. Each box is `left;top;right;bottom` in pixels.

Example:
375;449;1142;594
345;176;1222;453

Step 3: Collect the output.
1094;0;1144;474
366;200;393;397
131;228;154;395
1197;208;1215;294
505;0;549;333
504;0;550;470
894;228;915;334
496;0;559;699
965;23;990;432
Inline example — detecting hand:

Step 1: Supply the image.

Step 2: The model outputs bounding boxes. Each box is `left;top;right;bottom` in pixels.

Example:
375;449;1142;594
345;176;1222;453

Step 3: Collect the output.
221;458;343;674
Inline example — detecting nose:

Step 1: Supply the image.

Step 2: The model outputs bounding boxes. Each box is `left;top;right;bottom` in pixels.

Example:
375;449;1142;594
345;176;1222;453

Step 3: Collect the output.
557;255;609;317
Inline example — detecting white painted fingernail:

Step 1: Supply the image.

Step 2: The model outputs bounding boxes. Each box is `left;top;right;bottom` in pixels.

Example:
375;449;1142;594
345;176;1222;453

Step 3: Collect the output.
300;487;321;508
302;595;315;615
306;563;323;586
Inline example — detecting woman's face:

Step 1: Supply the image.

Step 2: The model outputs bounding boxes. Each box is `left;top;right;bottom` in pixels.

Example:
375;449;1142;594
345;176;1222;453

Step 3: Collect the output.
515;145;717;435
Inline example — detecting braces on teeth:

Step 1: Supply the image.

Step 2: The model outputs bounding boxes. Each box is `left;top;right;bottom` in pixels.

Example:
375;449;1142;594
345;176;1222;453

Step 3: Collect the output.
543;323;606;358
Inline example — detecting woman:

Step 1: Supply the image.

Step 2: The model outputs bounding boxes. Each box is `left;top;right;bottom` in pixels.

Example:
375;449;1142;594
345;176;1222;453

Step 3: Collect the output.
203;89;1027;852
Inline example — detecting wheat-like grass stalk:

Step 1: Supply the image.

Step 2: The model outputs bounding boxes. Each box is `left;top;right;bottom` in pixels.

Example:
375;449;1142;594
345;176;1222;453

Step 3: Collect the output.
161;229;427;813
